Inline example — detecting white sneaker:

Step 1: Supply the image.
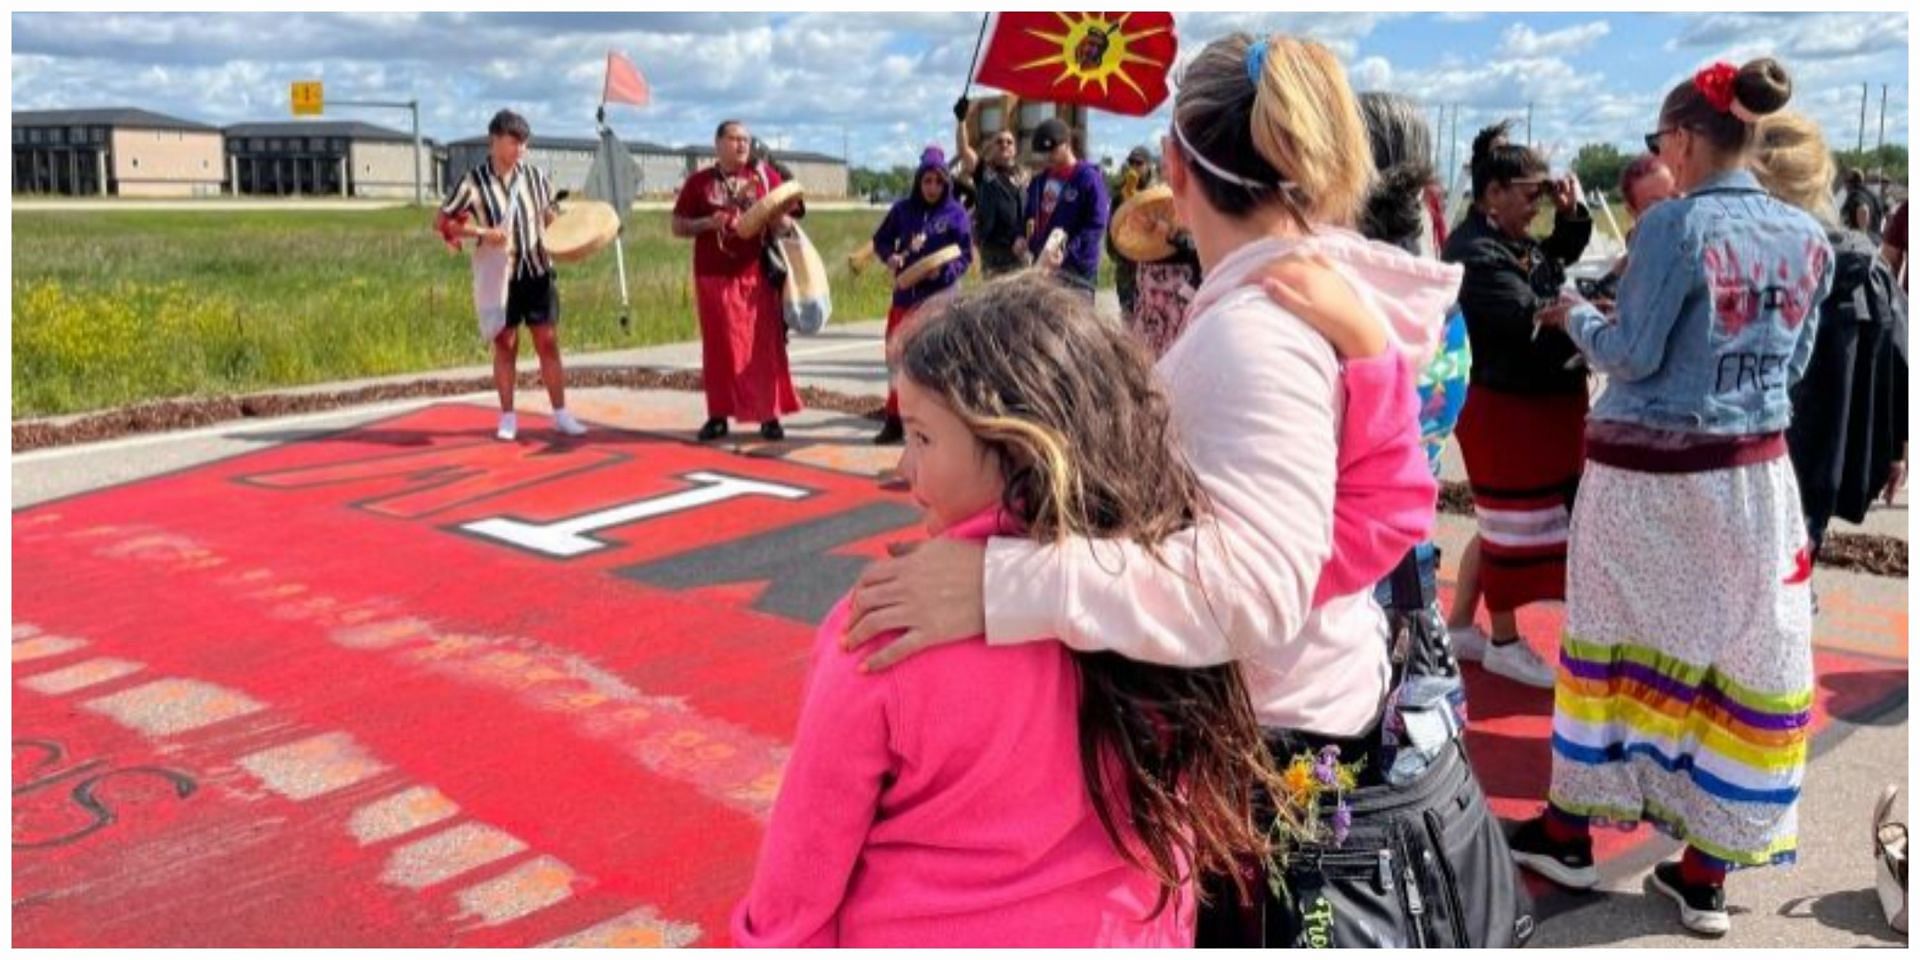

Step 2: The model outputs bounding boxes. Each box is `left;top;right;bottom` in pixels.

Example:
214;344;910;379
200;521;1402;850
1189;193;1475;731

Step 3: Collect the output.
552;409;588;437
1449;625;1491;662
495;412;518;442
1482;638;1558;689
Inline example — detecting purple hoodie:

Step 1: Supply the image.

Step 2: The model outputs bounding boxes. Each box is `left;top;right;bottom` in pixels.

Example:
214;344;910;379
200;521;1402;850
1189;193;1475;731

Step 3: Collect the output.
874;147;974;310
1024;160;1109;291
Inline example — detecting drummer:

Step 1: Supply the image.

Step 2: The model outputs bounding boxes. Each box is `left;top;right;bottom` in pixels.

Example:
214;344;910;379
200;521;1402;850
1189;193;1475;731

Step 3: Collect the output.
435;108;587;442
672;119;805;442
1018;117;1108;297
870;146;973;445
1109;175;1201;358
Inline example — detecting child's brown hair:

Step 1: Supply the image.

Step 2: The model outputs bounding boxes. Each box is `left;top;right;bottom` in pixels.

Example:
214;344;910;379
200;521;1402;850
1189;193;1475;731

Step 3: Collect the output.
899;274;1280;915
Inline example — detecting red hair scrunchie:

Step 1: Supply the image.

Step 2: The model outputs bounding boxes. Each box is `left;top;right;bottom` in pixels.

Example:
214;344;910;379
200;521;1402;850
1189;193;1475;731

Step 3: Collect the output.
1694;62;1738;113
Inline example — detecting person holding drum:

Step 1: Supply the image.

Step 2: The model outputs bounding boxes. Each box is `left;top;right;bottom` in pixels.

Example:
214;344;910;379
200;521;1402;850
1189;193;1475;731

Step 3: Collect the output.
870;146;973;445
672;120;805;442
435;109;587;442
1019;118;1108;297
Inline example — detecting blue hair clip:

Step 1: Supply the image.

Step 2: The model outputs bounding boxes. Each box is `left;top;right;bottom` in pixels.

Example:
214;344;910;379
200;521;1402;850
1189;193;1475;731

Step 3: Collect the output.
1246;38;1270;85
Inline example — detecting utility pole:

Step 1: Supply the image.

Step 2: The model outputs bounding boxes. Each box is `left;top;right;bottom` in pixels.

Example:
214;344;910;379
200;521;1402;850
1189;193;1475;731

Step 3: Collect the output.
1858;82;1868;153
1526;101;1534;147
1875;83;1889;202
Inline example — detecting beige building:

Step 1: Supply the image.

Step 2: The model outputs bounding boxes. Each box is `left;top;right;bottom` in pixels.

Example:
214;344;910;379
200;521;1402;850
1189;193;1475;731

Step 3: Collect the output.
14;107;224;197
224;120;440;199
445;135;689;200
682;146;850;199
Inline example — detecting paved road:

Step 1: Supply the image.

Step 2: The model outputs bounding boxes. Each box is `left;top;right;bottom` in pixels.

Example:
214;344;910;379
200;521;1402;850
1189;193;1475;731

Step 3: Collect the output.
12;314;1908;948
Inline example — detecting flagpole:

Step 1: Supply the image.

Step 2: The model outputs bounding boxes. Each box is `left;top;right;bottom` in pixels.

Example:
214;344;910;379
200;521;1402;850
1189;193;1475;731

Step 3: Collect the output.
961;13;991;101
598;54;634;332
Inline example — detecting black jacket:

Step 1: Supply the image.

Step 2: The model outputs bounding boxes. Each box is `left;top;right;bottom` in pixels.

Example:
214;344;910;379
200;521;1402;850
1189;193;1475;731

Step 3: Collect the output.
971;165;1025;251
1442;207;1593;395
1788;228;1908;547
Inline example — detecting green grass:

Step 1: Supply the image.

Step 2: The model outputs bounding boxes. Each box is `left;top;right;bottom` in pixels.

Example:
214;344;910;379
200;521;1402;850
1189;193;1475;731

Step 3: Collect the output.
11;208;901;418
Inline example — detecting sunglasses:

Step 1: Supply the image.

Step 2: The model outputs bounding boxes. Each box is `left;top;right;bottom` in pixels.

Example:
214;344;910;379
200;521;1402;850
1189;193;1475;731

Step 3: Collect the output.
1509;179;1550;203
1644;128;1679;155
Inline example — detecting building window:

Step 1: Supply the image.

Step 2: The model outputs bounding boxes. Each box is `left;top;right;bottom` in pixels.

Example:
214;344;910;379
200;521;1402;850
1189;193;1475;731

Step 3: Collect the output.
978;105;1005;133
1018;102;1051;130
71;126;86;143
202;159;210;170
269;138;284;151
49;127;64;145
333;138;347;151
28;128;42;144
131;157;140;169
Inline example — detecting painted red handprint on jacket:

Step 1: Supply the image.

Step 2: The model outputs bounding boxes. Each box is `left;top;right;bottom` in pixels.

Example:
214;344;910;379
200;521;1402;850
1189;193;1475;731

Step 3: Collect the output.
1776;236;1829;330
1704;241;1758;336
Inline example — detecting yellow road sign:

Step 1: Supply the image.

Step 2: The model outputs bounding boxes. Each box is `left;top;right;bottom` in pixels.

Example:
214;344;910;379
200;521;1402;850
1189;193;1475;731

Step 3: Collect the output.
291;81;324;116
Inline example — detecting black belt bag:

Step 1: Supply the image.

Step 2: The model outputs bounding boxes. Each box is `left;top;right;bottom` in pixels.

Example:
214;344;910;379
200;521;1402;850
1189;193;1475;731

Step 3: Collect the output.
1200;549;1537;949
1259;739;1534;948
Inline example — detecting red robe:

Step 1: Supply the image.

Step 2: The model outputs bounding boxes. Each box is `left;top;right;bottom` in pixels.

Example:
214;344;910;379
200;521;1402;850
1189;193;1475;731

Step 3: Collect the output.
674;163;803;423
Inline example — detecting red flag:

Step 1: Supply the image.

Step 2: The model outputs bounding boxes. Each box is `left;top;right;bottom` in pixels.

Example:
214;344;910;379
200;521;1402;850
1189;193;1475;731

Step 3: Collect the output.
602;50;650;108
972;12;1177;117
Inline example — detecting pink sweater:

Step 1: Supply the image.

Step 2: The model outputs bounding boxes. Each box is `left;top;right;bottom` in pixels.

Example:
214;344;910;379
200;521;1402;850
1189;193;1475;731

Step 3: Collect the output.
731;511;1193;948
985;231;1459;737
1318;350;1439;606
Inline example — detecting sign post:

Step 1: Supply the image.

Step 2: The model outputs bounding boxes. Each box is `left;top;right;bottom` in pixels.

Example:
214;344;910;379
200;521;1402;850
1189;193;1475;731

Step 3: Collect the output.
288;82;425;205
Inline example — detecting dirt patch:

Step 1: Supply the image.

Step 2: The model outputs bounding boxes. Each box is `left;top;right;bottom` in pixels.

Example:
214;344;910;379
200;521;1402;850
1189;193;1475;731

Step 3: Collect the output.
16;379;1904;578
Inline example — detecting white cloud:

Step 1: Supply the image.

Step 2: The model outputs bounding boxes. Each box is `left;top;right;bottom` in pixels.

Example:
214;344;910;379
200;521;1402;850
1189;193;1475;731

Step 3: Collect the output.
8;11;1904;174
1669;13;1908;62
1497;20;1611;58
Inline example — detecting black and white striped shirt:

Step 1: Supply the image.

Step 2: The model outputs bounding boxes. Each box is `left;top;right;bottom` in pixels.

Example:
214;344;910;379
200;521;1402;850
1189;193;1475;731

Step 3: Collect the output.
440;161;556;280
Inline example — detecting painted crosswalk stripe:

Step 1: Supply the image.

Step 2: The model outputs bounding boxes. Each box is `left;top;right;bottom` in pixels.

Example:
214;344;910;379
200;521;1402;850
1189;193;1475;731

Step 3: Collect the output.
12;634;87;662
540;906;703;948
454;855;577;927
81;678;266;736
381;822;528;890
348;786;461;846
238;731;391;801
18;657;144;695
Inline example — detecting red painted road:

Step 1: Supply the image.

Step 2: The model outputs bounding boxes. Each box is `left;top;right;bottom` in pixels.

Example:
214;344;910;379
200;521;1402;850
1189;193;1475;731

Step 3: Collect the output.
12;405;1908;946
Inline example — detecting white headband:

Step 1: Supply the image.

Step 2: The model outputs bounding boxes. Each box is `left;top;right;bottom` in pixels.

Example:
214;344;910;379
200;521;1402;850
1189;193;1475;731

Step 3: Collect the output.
1170;118;1293;193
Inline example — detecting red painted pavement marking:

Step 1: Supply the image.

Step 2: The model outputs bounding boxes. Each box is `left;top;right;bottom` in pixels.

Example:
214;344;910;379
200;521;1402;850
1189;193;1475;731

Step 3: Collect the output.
12;404;1906;943
13;406;913;946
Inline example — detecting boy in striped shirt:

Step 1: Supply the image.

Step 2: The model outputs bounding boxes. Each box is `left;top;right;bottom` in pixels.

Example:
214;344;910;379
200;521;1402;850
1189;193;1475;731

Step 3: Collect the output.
437;109;587;441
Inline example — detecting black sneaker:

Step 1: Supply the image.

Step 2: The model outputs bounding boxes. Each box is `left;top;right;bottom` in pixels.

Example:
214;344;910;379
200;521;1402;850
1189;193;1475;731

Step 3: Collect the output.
1508;816;1599;890
873;416;904;445
1648;861;1730;936
760;420;786;441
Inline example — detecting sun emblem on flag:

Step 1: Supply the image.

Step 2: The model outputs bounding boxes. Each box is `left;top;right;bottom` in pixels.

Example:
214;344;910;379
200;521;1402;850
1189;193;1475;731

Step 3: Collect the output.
1013;12;1172;99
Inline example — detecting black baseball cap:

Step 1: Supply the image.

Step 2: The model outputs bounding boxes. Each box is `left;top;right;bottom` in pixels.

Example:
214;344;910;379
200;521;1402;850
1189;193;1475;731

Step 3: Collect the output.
1032;118;1069;153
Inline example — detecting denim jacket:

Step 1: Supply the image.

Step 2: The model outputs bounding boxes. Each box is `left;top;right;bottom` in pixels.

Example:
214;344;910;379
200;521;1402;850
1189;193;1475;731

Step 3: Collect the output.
1568;168;1834;436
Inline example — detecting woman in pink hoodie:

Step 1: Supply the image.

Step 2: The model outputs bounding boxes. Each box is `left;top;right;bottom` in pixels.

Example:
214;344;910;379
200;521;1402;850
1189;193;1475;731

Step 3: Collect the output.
732;277;1283;947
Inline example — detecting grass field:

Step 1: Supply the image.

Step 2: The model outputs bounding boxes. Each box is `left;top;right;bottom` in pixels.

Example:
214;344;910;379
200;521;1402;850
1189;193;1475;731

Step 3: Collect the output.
11;208;899;418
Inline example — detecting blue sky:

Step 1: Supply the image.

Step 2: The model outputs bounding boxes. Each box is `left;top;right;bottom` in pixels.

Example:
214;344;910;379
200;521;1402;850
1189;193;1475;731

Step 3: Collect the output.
10;11;1909;173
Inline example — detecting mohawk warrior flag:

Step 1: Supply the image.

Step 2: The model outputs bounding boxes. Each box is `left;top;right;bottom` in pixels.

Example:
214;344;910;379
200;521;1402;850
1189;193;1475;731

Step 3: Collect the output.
972;12;1178;117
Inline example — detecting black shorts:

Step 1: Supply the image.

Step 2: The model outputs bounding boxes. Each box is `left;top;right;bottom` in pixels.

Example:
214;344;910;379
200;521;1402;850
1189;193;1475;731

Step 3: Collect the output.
506;273;559;328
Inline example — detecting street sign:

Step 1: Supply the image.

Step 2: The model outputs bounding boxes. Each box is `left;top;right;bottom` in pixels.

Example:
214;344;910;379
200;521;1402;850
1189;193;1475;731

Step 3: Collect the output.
291;81;324;116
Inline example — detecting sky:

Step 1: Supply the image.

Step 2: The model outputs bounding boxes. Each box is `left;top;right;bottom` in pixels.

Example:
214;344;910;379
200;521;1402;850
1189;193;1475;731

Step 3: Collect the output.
9;11;1911;174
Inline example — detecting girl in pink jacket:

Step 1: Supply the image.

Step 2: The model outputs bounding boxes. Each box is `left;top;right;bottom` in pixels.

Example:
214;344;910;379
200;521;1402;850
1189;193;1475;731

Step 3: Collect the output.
733;268;1438;946
732;277;1283;947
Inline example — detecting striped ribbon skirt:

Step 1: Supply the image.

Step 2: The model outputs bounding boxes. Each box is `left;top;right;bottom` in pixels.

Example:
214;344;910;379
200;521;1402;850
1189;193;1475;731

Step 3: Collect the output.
1454;386;1589;612
1549;456;1814;869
